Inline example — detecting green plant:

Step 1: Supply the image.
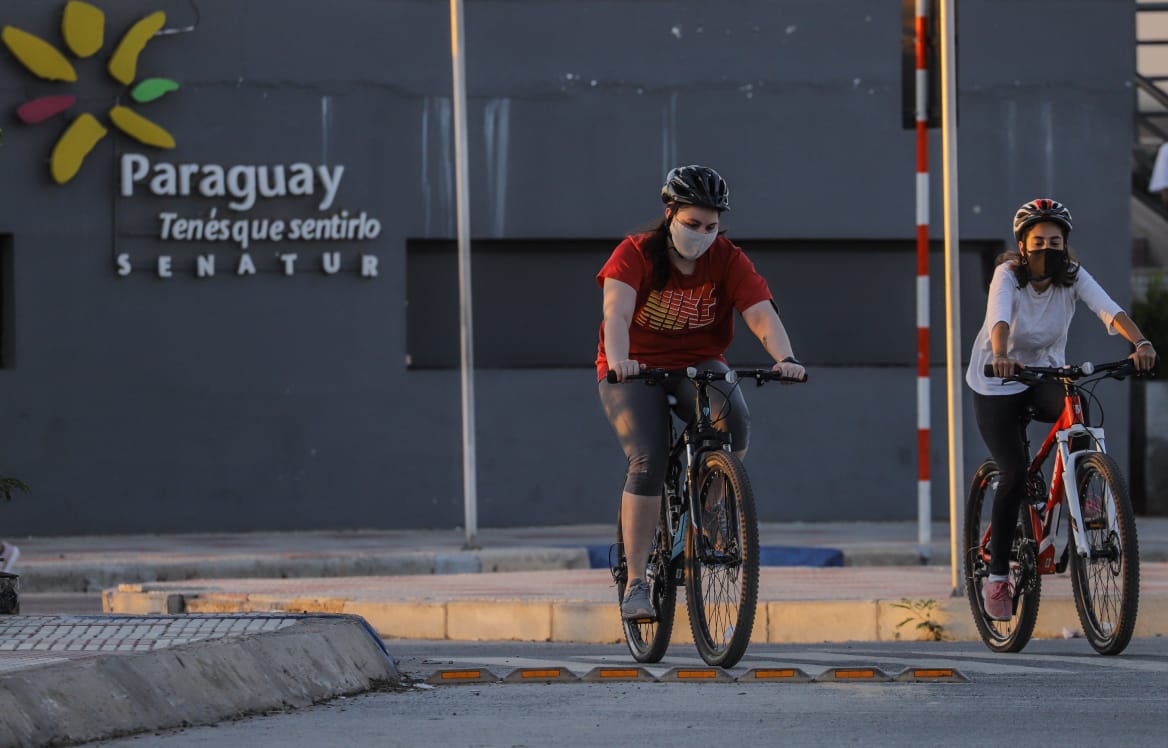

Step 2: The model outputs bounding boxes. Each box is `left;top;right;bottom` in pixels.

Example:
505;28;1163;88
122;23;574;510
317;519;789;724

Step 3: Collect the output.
1133;273;1168;377
892;598;947;641
0;476;29;503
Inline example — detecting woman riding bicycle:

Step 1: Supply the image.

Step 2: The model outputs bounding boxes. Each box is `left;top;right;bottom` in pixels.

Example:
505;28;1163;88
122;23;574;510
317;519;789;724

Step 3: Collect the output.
595;165;804;621
965;198;1158;621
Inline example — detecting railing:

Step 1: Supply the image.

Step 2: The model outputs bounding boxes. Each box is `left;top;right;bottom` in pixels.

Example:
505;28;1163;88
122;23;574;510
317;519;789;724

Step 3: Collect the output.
1135;4;1168;221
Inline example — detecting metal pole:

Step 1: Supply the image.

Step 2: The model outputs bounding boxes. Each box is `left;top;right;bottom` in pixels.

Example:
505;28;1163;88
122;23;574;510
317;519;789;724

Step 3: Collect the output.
939;0;962;594
914;0;932;564
450;0;478;549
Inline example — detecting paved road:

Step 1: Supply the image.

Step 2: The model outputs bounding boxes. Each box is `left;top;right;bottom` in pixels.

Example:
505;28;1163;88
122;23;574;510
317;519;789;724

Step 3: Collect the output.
84;638;1168;747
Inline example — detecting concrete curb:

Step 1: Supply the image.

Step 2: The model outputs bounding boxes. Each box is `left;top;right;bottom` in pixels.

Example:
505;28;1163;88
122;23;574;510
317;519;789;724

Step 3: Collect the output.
16;548;593;593
0;615;400;748
104;573;1168;645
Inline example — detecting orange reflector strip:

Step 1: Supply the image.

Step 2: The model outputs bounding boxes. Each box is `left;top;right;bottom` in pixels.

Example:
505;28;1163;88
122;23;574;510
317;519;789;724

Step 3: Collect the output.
441;670;482;680
520;669;563;679
913;669;955;678
677;670;718;679
597;669;641;678
835;670;876;679
753;669;799;679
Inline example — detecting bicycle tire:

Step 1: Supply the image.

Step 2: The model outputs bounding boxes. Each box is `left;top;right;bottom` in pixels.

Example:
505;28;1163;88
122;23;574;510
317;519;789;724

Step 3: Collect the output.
684;450;759;668
615;500;677;663
1070;452;1140;655
963;459;1041;653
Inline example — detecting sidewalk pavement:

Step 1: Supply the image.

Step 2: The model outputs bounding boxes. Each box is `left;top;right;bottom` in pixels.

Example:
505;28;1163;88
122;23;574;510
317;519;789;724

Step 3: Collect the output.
3;519;1168;745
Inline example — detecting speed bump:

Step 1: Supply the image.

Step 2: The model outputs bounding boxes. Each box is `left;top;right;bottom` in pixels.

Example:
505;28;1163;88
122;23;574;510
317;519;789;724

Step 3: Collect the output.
658;667;734;683
814;666;892;683
893;667;970;683
581;666;657;682
736;667;813;683
503;666;580;683
427;668;500;685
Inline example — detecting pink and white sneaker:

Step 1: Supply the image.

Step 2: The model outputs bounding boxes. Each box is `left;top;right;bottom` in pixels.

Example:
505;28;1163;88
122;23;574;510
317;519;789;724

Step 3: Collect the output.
982;579;1015;621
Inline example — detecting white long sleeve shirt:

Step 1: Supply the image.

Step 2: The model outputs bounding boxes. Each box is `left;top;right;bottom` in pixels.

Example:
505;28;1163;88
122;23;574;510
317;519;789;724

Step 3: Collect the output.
965;262;1123;396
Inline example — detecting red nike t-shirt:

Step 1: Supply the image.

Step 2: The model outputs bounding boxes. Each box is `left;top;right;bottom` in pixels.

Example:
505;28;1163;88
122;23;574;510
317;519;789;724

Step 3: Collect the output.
595;232;773;380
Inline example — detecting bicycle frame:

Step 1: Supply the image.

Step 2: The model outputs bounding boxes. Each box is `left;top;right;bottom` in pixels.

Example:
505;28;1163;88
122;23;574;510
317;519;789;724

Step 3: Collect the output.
1028;385;1112;572
666;379;734;564
979;371;1117;577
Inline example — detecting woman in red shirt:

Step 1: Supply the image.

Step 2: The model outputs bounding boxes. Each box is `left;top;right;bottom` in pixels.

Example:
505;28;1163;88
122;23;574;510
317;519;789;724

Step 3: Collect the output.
596;165;804;620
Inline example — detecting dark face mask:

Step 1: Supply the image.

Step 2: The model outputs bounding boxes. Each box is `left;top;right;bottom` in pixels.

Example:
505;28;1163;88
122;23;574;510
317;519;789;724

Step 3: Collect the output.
1025;249;1068;281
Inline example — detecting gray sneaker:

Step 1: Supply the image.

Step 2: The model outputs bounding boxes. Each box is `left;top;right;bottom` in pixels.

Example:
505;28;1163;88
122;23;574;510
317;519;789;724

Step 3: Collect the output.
621;578;655;620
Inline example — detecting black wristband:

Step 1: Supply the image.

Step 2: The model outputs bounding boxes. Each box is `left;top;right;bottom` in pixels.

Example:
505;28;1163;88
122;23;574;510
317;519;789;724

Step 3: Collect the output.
781;356;802;365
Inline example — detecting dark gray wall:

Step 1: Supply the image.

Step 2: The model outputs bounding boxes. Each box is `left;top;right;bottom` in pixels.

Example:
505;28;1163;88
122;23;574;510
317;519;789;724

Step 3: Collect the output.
0;1;1138;533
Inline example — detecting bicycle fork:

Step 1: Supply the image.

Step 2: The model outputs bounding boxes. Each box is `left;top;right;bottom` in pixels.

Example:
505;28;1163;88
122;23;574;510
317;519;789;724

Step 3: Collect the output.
1051;424;1112;563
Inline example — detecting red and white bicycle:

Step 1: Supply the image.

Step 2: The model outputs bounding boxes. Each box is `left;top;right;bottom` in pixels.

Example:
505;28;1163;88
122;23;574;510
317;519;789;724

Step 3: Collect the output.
965;359;1143;655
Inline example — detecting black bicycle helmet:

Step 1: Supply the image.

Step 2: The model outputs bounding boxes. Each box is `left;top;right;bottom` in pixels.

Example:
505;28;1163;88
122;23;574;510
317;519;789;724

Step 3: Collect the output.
661;165;730;211
1012;198;1073;243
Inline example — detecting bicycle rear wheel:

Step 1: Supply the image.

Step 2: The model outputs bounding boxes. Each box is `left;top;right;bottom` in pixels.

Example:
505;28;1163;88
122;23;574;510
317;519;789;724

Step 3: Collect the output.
614;500;676;663
684;450;758;668
963;460;1041;653
1070;452;1139;655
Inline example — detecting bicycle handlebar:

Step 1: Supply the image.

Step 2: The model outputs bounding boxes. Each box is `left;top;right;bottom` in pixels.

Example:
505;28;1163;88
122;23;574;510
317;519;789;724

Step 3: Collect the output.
606;366;808;385
982;358;1140;384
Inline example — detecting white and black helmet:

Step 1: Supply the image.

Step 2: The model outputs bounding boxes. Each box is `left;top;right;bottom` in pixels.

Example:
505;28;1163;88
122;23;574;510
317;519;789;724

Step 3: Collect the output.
1013;198;1073;242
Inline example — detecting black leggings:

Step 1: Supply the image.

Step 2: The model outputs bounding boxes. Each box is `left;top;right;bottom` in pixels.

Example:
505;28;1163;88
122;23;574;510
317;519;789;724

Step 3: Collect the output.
973;381;1089;575
598;359;750;496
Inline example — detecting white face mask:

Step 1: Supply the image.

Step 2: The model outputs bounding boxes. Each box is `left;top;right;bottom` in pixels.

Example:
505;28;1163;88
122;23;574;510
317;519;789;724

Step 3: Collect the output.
669;221;717;260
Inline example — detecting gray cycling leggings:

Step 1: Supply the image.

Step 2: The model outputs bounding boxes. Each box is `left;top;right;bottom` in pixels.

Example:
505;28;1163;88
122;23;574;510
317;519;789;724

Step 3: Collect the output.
598;360;750;496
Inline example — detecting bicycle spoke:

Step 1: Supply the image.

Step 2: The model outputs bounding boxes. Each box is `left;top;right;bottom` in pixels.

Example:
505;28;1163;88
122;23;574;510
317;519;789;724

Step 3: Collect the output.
1070;453;1139;655
685;451;758;668
964;461;1041;653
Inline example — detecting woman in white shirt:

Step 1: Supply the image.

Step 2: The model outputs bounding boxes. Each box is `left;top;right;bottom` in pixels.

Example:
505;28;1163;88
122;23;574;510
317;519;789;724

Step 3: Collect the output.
966;199;1158;621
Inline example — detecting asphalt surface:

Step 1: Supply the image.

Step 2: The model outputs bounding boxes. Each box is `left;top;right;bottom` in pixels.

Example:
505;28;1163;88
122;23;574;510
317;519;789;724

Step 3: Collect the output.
2;518;1167;745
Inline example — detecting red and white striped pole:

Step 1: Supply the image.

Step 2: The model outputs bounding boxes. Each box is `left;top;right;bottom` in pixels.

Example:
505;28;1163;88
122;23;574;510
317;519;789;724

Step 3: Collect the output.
914;0;931;561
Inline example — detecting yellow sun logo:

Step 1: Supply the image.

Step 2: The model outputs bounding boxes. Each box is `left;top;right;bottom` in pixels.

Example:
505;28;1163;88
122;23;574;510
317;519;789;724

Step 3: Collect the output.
2;1;179;183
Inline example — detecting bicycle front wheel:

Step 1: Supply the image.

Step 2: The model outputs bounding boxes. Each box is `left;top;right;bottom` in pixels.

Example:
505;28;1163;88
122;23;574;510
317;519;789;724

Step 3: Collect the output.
615;500;677;663
684;450;759;668
1070;452;1139;655
963;459;1041;653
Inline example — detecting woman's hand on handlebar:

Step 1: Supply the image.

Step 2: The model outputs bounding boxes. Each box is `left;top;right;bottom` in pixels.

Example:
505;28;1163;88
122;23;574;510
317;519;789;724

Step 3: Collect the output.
1130;342;1158;373
771;359;805;383
990;354;1022;379
608;359;644;383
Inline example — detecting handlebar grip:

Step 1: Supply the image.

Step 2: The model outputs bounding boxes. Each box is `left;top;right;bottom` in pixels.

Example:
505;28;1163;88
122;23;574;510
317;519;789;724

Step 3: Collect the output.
983;364;994;377
606;370;619;384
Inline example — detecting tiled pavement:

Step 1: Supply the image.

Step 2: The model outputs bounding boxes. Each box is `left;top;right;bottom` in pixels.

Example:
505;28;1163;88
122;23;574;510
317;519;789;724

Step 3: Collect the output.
0;615;300;673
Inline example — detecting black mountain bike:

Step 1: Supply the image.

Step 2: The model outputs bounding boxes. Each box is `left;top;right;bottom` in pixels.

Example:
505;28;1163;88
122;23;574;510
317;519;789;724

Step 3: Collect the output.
608;366;805;667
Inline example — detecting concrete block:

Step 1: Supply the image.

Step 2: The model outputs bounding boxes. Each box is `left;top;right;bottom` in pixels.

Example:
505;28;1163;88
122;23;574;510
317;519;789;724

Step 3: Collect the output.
478;547;591;572
446;601;552;641
273;597;347;614
434;553;481;574
102;590;183;615
1033;597;1084;639
550;602;623;643
673;599;768;648
0;615;398;747
344;601;447;639
876;597;963;642
1134;596;1168;637
766;600;879;643
184;596;251;614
